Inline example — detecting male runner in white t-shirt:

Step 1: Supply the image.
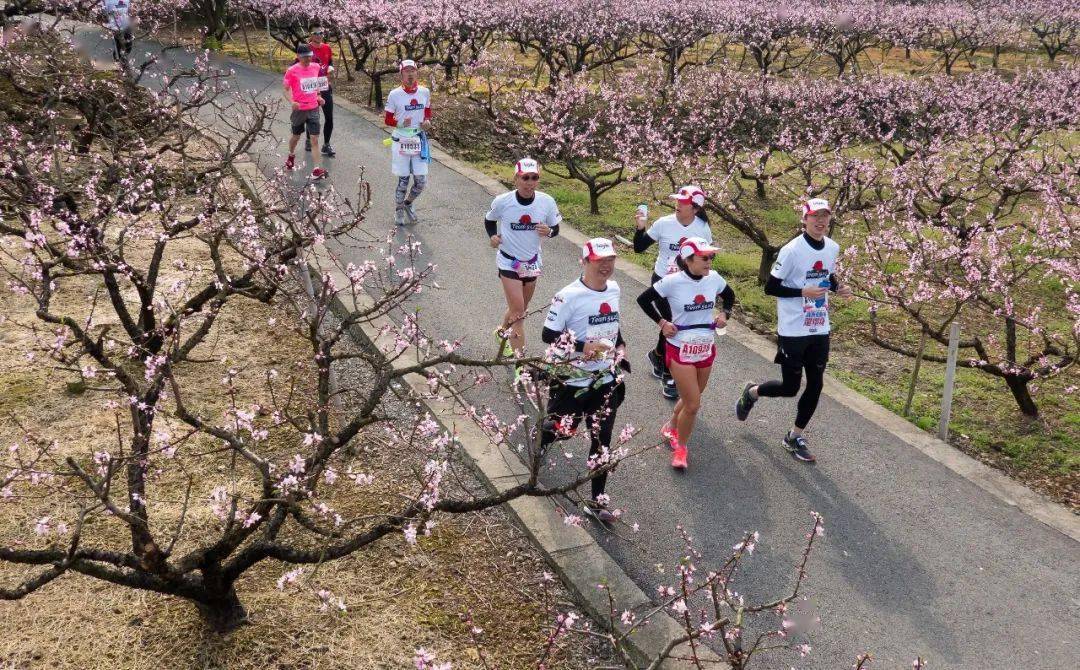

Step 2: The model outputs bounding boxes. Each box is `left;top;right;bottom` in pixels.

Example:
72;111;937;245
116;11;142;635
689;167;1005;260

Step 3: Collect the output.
735;198;854;462
384;59;432;225
540;238;628;523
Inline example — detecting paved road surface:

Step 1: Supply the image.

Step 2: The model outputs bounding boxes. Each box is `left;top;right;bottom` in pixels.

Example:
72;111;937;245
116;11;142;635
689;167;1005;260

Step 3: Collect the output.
70;29;1080;669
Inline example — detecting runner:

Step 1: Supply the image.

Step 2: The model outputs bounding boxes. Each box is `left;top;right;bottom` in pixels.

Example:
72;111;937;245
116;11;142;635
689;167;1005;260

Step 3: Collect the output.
306;28;336;157
485;158;561;367
633;185;713;401
637;237;735;470
540;238;628;523
384;59;432;225
283;44;327;180
734;198;853;463
102;0;133;64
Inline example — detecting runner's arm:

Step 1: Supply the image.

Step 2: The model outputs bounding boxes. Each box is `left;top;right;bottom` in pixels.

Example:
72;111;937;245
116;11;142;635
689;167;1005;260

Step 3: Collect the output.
384;111;397;126
764;275;802;298
719;284;736;317
636;286;666;324
484;218;498;237
632;228;655;253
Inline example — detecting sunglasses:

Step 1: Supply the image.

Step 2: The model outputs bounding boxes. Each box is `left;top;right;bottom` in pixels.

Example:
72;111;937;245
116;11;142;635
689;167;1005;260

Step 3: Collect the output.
518;174;540;181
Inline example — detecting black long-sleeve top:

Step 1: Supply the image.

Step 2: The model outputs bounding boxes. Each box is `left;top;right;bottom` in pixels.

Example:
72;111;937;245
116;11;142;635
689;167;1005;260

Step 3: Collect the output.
636;271;737;323
633;228;655;253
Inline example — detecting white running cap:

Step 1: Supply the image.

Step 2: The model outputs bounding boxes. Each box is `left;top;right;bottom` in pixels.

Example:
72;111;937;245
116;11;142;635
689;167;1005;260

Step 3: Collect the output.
668;185;705;207
515;157;541;175
678;236;720;259
802;198;831;217
582;237;616;261
399;59;417;71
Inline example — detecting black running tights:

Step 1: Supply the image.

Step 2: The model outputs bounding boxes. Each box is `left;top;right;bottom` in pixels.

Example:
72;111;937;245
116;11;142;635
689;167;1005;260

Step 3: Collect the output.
756;363;825;430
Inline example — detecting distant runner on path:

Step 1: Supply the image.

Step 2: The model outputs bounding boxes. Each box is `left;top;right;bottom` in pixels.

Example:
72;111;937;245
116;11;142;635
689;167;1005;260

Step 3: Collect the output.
540;237;629;524
735;197;854;463
637;237;735;470
102;0;133;64
384;59;432;225
633;185;713;401
306;27;336;158
485;158;562;375
282;43;327;181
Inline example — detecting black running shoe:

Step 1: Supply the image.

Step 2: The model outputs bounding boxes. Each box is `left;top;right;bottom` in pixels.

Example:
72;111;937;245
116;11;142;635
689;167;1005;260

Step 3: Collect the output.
662;374;679;400
647;349;663;379
783;432;816;463
735;383;756;421
321;144;336;157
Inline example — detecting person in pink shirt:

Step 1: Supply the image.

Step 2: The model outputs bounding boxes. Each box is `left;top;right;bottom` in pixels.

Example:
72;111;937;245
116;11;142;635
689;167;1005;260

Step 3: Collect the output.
283;43;327;180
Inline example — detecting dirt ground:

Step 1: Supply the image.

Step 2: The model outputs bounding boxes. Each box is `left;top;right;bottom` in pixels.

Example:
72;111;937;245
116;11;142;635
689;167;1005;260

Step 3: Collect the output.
0;160;612;669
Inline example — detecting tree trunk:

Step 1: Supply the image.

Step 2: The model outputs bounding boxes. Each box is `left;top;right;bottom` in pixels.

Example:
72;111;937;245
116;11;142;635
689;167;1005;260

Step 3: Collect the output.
755;177;766;200
757;246;778;286
196;586;249;633
588;183;600;215
1004;375;1039;418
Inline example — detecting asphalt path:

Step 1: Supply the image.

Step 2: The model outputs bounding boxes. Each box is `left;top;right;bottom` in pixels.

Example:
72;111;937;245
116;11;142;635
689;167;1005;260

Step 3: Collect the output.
69;28;1080;669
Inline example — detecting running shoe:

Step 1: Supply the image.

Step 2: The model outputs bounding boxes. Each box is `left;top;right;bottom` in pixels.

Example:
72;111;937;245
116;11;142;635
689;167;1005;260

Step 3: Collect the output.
783;431;816;463
662;375;679;400
493;328;514;358
647;349;663;379
311;167;328;180
394;206;406;226
660;423;678;450
735;382;756;421
304;137;312;152
321;144;336;157
583;499;617;524
285;154;296;171
671;443;688;470
403;202;418;224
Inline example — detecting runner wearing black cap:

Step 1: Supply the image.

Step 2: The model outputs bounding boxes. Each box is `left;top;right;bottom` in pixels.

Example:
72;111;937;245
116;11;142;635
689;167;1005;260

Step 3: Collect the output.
637;237;735;470
540;237;628;523
735;198;853;462
633;185;713;400
283;43;327;180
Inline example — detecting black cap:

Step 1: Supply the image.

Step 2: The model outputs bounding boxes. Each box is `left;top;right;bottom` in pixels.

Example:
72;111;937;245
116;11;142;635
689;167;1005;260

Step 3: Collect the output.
312;27;325;35
296;44;313;57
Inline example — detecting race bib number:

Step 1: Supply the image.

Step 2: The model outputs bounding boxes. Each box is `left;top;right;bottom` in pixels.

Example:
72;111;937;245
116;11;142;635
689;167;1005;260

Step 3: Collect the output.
513;259;542;278
300;77;329;93
585;322;618;344
678;332;714;363
802;285;829;332
398;137;422;156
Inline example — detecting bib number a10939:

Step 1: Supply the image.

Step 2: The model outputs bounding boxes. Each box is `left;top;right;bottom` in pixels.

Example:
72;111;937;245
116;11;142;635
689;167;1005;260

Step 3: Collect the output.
678;332;714;363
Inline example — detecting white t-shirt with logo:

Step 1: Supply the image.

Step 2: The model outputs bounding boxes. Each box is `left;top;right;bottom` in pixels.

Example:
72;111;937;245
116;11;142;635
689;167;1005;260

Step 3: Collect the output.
385;85;431;138
653;271;727;347
770;234;840;337
486;191;562;273
646;215;712;277
544;279;621;386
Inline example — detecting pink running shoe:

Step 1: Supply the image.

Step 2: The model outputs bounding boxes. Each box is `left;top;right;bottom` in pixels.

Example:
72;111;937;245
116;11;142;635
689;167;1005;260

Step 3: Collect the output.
661;423;678;450
671;444;688;470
